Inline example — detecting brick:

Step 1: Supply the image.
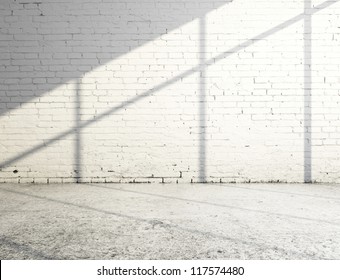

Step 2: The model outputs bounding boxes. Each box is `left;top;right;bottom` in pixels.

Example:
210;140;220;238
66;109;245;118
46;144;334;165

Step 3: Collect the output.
0;0;339;184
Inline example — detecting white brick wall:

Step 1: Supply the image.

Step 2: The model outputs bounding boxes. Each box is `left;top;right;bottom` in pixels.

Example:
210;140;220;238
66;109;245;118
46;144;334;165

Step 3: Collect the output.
1;0;340;183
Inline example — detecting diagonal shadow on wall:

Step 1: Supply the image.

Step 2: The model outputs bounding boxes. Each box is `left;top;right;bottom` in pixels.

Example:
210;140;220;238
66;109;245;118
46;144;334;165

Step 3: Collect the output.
0;0;338;182
0;0;228;116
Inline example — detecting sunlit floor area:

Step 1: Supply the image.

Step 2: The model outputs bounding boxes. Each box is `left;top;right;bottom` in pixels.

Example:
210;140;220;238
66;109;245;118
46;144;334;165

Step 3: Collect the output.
0;183;339;260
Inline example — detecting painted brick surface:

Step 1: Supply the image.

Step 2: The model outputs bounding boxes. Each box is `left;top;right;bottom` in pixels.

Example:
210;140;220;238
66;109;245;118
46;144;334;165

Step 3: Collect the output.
0;0;340;183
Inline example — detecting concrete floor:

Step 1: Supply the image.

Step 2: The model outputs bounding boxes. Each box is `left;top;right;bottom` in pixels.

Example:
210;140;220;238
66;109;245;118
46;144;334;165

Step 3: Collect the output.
0;183;339;260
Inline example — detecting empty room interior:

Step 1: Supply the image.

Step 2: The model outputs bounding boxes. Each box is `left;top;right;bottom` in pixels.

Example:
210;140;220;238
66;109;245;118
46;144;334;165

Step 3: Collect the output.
0;0;340;260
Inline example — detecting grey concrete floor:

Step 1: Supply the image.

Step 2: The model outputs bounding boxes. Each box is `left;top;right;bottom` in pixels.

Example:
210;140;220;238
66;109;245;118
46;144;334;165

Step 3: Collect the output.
0;183;339;260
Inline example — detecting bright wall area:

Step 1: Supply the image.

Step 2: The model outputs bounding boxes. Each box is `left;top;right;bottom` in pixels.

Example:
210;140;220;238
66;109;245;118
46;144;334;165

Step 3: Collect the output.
0;0;340;183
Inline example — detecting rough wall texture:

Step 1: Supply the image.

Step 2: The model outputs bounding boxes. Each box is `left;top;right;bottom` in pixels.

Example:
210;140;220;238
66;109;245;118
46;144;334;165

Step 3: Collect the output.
0;0;340;183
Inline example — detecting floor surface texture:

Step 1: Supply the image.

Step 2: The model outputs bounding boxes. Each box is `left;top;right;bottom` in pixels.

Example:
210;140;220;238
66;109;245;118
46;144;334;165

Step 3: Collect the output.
0;183;339;259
